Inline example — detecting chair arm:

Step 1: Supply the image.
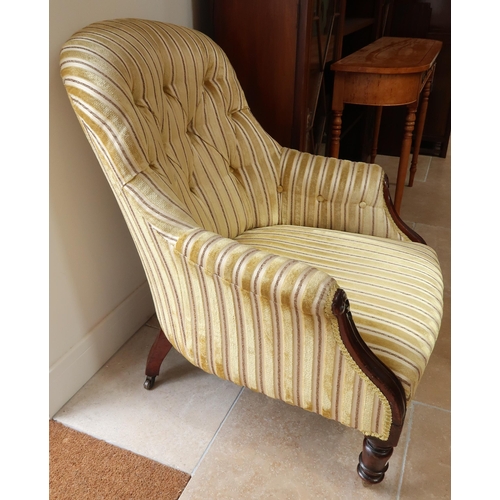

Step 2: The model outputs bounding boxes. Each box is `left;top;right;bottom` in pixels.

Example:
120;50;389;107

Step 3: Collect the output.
278;148;412;241
174;227;339;317
170;227;395;440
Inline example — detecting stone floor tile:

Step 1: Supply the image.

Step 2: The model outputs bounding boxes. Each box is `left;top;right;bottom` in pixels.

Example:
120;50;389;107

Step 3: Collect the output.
376;154;431;187
180;389;409;500
414;223;451;294
413;299;451;410
399;403;451;499
53;324;241;473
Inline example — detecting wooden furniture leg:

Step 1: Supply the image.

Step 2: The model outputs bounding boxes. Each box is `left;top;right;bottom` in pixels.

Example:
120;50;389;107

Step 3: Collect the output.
394;102;418;214
370;106;383;163
330;109;343;158
409;77;433;187
358;436;395;484
144;330;172;390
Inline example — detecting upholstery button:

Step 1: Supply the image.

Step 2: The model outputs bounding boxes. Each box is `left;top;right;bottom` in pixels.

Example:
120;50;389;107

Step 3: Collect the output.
317;195;325;202
277;185;284;193
359;201;367;208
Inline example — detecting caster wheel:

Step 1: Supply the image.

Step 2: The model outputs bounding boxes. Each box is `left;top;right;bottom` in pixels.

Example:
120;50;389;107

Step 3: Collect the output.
144;376;156;390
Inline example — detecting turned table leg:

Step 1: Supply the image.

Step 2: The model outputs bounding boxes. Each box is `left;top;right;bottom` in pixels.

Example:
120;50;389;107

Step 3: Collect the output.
394;102;418;214
409;77;433;187
330;109;343;158
370;106;383;163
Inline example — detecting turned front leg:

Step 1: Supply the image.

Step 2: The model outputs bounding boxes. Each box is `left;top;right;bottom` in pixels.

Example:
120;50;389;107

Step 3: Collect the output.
358;436;394;484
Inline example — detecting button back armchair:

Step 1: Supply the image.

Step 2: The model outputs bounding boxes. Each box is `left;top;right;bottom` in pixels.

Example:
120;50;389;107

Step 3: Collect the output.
60;19;443;484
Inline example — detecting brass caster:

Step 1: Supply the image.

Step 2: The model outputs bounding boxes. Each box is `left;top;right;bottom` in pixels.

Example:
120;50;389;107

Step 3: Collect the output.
144;376;156;390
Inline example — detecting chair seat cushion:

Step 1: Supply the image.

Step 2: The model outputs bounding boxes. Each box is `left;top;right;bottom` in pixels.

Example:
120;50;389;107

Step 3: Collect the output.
235;225;443;400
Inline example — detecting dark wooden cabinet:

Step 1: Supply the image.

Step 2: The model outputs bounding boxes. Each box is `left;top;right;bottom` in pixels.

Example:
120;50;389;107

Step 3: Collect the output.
212;0;336;154
212;1;389;155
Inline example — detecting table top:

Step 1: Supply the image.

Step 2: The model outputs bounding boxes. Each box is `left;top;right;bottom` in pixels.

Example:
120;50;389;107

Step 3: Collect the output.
331;37;442;75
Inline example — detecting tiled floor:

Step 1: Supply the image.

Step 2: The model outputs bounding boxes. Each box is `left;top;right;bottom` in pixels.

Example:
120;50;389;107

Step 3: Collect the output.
53;150;451;499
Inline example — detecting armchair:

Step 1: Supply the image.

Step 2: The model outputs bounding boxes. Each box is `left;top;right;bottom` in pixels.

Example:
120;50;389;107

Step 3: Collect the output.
60;19;443;484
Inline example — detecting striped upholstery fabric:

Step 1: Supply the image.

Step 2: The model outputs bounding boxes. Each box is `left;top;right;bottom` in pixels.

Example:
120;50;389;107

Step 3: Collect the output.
60;19;443;441
235;226;443;401
279;148;412;240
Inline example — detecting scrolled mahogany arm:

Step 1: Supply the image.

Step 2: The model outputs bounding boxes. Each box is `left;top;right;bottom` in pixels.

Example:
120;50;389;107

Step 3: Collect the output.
331;288;406;447
383;174;426;244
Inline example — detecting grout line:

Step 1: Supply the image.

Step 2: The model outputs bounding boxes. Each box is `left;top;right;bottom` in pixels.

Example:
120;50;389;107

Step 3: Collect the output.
145;316;160;329
190;387;244;477
422;156;432;183
412;400;451;413
395;399;450;498
396;402;415;500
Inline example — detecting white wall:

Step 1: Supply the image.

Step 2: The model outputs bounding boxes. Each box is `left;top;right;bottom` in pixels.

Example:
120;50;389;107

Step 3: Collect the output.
49;0;196;417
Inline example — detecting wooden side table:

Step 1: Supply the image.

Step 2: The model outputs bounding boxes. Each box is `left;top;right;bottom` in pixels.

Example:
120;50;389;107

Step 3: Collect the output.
329;37;442;214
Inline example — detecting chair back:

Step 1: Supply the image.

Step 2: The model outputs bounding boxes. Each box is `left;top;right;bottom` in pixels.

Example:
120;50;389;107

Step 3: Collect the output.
60;19;281;240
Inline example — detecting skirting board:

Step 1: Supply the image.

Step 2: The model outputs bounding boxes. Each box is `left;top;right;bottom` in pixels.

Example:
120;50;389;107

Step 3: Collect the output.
49;281;155;418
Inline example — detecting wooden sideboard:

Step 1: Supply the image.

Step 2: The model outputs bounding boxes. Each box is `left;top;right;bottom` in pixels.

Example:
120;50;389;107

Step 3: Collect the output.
211;0;391;156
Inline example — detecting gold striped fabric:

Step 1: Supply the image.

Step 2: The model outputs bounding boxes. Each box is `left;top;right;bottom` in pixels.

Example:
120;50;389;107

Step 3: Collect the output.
235;225;443;401
60;19;443;440
279;149;410;240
